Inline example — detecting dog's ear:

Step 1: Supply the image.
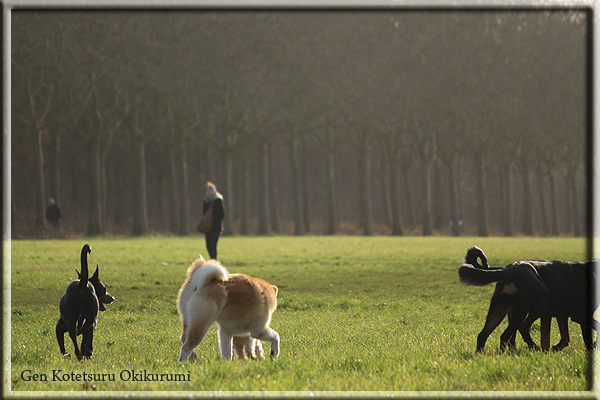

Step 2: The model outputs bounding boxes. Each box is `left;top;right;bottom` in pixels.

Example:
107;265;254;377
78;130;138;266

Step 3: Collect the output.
91;265;99;281
76;269;80;279
271;285;278;296
198;254;205;262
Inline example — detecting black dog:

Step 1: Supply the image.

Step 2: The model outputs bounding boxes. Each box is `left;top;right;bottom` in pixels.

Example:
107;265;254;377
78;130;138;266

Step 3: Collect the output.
56;244;114;360
459;246;596;352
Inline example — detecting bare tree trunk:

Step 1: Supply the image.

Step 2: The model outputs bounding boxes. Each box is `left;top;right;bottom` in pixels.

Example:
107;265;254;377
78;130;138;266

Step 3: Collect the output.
326;151;338;235
447;157;460;236
388;149;403;236
548;169;559;236
240;159;249;235
401;167;414;230
132;140;149;236
177;140;190;236
11;180;16;232
258;142;270;235
502;160;514;236
381;152;393;229
422;160;433;236
433;164;444;231
358;139;373;235
536;166;549;234
521;163;534;235
204;141;214;182
564;174;573;234
168;146;179;233
100;154;108;230
35;130;46;230
268;143;279;234
86;139;103;236
475;155;489;237
289;138;305;235
301;141;311;233
49;130;61;203
221;150;234;235
570;172;581;237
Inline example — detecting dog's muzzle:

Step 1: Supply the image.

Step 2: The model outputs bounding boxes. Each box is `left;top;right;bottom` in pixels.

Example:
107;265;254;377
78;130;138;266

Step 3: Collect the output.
99;294;114;311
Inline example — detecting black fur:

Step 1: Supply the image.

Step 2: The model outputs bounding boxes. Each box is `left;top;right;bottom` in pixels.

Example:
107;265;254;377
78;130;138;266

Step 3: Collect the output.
459;246;597;352
55;244;114;360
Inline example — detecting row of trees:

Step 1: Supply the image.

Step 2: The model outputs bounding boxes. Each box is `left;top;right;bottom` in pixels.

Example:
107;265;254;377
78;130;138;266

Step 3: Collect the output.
11;9;589;238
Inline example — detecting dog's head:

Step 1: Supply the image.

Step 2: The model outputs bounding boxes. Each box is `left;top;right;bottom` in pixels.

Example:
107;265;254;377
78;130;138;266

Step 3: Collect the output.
89;265;114;312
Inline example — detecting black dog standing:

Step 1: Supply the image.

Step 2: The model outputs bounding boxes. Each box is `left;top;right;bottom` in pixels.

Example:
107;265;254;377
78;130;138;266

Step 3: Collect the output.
459;246;597;353
56;244;114;360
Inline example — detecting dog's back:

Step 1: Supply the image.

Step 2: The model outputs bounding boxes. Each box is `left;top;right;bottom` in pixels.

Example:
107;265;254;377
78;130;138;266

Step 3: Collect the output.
531;260;594;324
59;279;99;324
217;274;278;333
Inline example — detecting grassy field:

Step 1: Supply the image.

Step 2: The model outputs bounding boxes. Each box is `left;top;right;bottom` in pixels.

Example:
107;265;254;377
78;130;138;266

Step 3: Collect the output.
6;235;597;395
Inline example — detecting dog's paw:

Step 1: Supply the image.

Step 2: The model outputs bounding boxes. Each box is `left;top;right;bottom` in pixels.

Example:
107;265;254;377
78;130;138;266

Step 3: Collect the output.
62;353;71;359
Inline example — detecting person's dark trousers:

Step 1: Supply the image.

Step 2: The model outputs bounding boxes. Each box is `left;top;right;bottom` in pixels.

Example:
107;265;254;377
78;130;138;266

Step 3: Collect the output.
205;231;220;260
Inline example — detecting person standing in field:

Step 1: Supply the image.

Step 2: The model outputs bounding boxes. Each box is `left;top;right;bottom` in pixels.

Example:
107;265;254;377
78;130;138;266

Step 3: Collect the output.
45;198;62;229
202;182;225;260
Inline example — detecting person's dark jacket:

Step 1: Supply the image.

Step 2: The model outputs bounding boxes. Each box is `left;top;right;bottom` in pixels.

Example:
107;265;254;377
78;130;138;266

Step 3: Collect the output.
202;195;225;233
46;204;62;227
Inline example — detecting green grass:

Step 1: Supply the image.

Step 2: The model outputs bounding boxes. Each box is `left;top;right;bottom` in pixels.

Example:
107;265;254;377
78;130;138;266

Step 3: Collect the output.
7;236;596;394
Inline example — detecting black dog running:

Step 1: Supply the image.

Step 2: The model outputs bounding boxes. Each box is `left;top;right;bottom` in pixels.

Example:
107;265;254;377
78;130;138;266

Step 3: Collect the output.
55;244;114;360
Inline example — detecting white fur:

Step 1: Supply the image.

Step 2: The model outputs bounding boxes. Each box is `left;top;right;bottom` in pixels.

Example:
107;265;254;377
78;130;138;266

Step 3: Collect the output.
177;257;279;362
177;258;227;328
189;259;228;288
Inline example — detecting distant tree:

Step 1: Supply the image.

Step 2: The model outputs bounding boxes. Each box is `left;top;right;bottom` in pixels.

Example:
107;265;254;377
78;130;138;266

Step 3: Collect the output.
11;14;58;231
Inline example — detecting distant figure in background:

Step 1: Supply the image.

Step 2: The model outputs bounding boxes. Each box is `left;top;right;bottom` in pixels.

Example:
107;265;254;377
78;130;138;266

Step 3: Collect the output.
46;198;62;228
202;182;225;260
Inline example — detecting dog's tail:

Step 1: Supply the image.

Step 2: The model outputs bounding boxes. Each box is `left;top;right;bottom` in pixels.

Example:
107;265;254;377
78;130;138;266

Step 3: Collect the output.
464;246;488;269
77;244;92;290
188;258;228;289
458;264;507;286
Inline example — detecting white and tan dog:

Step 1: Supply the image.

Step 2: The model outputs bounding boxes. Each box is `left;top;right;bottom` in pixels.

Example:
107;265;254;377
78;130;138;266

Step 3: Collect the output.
177;256;280;362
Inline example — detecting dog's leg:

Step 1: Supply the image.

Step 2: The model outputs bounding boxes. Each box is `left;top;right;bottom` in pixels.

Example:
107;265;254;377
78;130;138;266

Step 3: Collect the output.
500;310;527;351
477;295;511;352
76;316;86;335
254;339;264;360
233;336;248;360
252;327;280;358
580;322;594;350
180;332;198;360
56;319;69;357
551;316;570;351
241;336;264;359
217;326;234;360
507;311;518;348
179;295;220;362
67;323;82;361
516;312;541;350
178;318;213;362
80;321;95;359
539;316;551;351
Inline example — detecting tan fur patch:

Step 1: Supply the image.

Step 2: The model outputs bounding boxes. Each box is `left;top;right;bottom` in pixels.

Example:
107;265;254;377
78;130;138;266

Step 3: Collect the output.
502;281;518;295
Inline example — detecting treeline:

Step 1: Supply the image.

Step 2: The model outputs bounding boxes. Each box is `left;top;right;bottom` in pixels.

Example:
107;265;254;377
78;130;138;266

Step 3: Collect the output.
10;9;589;238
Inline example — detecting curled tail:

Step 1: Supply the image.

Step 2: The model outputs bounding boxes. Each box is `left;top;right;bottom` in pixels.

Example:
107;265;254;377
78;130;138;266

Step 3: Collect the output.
464;246;488;269
177;258;228;323
77;244;92;291
458;264;507;286
188;259;228;288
